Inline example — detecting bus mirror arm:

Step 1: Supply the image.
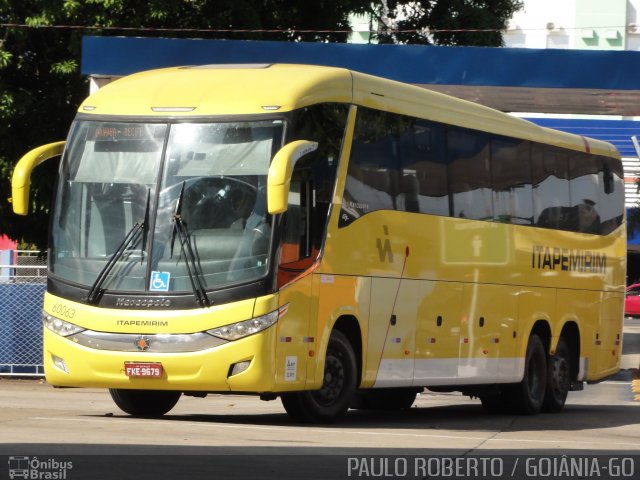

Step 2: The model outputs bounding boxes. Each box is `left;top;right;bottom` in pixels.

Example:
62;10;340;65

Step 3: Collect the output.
11;141;66;215
267;140;318;214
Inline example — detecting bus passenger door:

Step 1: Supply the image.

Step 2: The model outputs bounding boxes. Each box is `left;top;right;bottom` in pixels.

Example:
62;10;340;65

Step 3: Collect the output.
413;281;462;386
369;278;416;388
274;176;317;390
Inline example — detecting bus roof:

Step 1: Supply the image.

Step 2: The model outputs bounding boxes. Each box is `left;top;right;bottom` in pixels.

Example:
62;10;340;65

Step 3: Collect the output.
79;63;618;158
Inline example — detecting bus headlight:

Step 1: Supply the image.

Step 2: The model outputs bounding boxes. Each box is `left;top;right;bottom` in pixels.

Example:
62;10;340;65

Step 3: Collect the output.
207;309;279;341
43;312;85;337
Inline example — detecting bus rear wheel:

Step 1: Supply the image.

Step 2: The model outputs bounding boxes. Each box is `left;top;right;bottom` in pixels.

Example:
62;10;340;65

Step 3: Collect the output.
109;389;181;417
542;337;571;413
281;330;357;423
503;333;547;414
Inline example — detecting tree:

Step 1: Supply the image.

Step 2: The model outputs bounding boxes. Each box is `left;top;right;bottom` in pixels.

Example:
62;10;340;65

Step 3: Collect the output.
0;1;88;249
0;0;520;248
0;0;371;248
371;0;523;46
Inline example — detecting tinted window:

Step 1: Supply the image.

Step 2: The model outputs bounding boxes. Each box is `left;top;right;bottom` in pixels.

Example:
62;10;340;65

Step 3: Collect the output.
342;109;400;225
343;109;450;227
532;146;571;230
491;137;533;225
569;153;601;234
600;156;624;234
448;128;492;220
288;103;348;249
340;107;622;236
398;120;448;216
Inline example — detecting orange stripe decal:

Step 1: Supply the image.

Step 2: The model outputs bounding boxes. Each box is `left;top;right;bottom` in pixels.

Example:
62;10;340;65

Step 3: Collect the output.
580;135;591;153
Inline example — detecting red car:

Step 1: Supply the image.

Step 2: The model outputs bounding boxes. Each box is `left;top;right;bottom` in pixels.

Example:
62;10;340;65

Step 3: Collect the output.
625;284;640;319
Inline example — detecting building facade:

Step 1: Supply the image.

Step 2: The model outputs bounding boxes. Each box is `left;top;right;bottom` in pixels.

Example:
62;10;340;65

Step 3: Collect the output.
505;0;636;50
503;0;640;216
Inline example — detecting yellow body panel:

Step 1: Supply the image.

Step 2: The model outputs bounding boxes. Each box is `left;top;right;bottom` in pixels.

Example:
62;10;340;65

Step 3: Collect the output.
321;208;625;383
273;274;316;390
79;65;352;117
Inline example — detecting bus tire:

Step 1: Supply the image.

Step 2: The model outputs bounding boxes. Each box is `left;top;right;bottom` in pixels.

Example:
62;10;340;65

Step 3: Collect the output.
109;389;181;417
352;388;419;411
542;337;571;413
281;330;357;423
503;333;547;414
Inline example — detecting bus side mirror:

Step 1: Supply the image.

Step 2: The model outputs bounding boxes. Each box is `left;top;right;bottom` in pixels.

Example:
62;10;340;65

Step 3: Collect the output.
267;140;318;214
11;141;66;215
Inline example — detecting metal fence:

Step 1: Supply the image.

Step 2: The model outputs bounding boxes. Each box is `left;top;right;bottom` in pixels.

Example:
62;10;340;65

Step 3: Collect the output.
0;250;46;376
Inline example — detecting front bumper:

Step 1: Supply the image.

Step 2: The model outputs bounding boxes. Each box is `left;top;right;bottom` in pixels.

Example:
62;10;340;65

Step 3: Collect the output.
43;325;279;392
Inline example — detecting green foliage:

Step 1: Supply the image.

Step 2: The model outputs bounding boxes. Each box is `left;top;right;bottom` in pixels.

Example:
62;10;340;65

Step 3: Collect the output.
51;60;78;75
0;0;519;248
0;49;12;68
25;13;53;27
372;0;524;46
0;91;15;118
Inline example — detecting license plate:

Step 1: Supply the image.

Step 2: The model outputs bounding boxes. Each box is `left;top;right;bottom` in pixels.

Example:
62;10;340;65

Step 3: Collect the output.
124;362;163;378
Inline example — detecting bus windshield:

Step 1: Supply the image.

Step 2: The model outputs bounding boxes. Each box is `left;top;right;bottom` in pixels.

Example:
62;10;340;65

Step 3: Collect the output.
51;119;284;294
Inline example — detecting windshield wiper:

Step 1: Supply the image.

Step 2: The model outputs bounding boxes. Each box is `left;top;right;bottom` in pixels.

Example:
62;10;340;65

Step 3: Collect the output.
86;189;150;305
171;182;211;308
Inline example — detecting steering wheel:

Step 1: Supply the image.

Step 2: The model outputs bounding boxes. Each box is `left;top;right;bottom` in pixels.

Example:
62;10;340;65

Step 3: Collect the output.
183;176;257;230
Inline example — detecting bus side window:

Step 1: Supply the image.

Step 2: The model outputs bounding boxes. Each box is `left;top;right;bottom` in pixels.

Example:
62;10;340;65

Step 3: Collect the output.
532;146;571;230
600;156;624;234
400;120;448;216
447;128;492;220
569;153;601;234
491;137;533;225
345;109;398;214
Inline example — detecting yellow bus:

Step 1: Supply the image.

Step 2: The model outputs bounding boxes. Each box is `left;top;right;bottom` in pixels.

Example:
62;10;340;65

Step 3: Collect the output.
12;64;626;422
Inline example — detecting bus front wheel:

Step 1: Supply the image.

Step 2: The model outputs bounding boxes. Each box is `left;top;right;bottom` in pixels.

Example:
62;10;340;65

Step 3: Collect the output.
281;330;357;423
109;389;181;417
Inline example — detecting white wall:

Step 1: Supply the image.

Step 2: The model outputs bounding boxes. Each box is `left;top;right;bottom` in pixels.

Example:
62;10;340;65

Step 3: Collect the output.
504;0;577;49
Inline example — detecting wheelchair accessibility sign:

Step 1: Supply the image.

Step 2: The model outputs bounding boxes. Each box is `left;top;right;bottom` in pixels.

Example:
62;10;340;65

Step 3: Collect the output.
150;271;170;292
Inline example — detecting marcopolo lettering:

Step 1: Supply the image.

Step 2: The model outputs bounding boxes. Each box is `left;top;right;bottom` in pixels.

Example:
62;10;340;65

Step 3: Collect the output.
115;297;172;308
531;245;607;274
